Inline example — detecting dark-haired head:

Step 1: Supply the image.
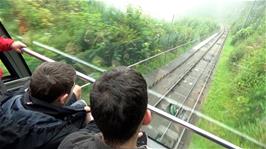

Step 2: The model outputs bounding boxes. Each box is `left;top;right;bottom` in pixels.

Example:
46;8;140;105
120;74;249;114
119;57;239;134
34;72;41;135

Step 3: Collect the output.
90;66;151;145
30;62;76;104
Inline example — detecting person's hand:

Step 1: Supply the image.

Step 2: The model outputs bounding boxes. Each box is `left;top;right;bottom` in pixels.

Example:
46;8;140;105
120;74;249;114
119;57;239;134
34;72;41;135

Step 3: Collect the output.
84;106;91;112
10;41;27;53
137;131;147;147
73;85;81;100
84;106;94;123
138;132;144;138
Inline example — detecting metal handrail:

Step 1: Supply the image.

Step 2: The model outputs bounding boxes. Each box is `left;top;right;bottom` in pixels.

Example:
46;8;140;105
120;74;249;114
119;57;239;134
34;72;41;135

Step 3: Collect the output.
16;35;106;73
128;32;219;68
22;48;96;83
148;105;240;149
22;47;241;149
128;41;193;68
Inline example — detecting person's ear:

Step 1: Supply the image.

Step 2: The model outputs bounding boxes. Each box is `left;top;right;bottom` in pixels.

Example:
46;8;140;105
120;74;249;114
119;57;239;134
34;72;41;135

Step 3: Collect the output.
143;109;152;125
57;93;69;105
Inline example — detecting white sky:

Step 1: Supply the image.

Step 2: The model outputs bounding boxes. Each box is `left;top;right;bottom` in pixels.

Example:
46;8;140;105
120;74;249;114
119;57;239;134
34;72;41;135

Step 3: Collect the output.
102;0;246;21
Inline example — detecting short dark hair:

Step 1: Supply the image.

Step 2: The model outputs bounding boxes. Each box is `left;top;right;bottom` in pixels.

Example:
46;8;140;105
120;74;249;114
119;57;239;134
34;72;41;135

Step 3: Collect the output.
30;62;76;103
90;66;148;144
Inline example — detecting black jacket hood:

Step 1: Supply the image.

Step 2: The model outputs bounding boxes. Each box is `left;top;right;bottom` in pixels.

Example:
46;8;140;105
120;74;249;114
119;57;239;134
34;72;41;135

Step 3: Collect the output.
59;130;111;149
59;130;147;149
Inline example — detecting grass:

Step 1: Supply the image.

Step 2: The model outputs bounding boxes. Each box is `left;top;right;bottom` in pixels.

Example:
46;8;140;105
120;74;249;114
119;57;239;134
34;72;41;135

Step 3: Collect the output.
189;33;266;148
189;35;236;149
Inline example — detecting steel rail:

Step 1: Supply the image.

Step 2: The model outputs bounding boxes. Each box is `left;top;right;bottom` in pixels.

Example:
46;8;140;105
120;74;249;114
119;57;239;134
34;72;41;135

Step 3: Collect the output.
174;33;228;149
158;51;214;142
159;31;227;144
153;31;224;107
158;72;202;142
146;32;221;89
147;33;220;88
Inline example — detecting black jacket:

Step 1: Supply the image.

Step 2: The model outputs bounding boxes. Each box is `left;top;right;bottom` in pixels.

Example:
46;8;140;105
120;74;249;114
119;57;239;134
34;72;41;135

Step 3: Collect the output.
58;130;147;149
0;91;86;149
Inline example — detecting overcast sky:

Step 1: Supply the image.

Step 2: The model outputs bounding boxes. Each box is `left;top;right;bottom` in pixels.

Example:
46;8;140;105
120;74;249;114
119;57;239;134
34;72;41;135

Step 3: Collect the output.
101;0;246;21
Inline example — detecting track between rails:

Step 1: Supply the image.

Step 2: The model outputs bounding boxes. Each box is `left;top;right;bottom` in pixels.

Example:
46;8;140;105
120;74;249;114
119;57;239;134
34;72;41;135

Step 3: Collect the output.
144;29;228;149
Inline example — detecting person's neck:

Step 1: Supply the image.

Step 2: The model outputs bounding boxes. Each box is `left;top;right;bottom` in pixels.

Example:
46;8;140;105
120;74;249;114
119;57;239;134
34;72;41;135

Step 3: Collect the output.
105;133;138;149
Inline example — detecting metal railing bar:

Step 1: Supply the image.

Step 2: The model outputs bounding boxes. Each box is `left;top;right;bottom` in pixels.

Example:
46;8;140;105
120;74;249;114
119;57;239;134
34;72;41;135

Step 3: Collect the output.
22;47;242;149
128;41;194;68
148;104;241;149
81;82;91;88
22;48;96;83
32;41;106;73
16;35;106;73
128;32;219;68
148;89;266;148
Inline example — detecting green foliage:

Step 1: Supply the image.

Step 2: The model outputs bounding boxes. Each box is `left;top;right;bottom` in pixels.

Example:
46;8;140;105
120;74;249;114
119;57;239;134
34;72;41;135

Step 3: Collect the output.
231;27;253;45
0;0;218;69
191;1;266;148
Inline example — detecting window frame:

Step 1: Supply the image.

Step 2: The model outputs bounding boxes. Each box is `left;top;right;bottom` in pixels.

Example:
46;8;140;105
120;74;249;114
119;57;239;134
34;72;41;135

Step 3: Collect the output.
0;21;31;90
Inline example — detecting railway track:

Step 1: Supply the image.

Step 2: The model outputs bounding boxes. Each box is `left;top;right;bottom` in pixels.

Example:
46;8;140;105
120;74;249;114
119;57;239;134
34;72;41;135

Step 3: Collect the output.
144;29;228;149
147;31;223;105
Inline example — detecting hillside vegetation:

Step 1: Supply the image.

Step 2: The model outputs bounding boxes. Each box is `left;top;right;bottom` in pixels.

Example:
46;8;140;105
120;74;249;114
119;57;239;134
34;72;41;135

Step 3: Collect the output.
190;1;266;148
0;0;217;72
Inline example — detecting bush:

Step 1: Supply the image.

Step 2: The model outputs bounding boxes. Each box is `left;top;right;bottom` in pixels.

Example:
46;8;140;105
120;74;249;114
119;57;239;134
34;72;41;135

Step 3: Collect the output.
231;27;253;45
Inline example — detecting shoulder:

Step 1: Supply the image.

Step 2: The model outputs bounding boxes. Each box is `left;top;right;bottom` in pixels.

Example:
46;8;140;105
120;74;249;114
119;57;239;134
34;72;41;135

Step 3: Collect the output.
59;130;112;149
1;94;24;111
58;130;95;149
1;93;61;128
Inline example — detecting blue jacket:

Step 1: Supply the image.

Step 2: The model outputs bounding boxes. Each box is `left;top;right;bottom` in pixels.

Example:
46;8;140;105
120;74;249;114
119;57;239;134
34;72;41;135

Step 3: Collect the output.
0;91;86;149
